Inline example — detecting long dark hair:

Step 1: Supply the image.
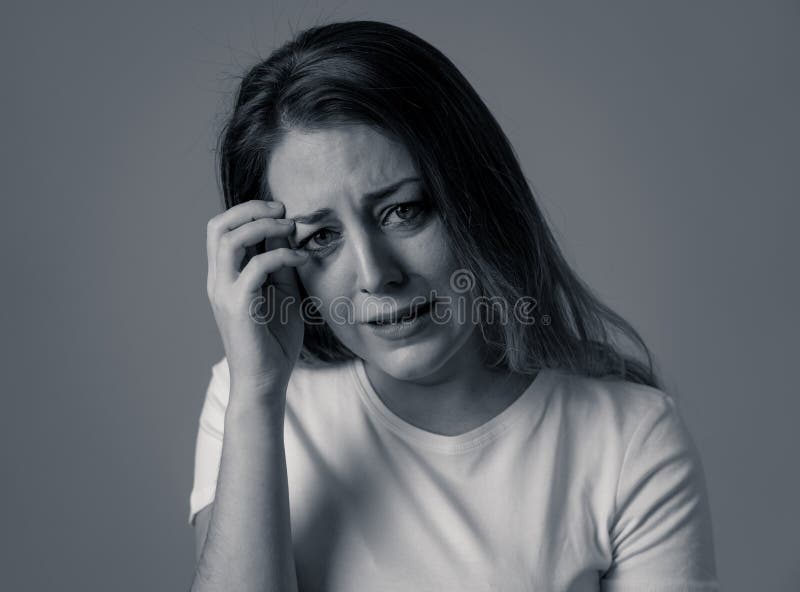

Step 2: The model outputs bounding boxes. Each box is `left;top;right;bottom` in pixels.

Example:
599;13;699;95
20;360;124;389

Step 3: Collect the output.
216;20;661;389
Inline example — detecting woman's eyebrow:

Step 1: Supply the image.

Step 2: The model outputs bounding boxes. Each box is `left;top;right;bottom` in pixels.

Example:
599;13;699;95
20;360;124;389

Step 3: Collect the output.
291;176;420;224
363;176;419;203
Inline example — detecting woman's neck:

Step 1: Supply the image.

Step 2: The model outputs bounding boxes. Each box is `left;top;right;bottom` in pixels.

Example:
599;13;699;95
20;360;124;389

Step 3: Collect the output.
363;341;537;437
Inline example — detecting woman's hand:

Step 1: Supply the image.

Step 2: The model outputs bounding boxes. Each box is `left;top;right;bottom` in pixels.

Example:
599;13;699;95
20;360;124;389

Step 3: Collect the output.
206;199;309;408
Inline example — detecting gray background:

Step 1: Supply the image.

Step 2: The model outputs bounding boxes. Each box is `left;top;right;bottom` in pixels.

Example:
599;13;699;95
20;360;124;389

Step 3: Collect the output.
2;1;797;590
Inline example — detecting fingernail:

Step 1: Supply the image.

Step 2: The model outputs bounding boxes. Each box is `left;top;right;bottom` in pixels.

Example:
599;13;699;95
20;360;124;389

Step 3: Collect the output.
276;218;294;225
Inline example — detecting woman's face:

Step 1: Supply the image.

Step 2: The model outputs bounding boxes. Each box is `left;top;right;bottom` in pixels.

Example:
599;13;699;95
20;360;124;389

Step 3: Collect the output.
267;124;480;381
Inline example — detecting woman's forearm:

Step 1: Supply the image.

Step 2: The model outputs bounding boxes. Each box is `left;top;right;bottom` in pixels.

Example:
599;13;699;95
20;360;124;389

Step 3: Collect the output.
191;388;298;592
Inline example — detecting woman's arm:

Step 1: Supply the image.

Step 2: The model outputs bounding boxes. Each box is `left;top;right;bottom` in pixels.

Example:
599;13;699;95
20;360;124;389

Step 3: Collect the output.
193;504;212;565
193;198;308;590
191;388;298;592
600;394;718;589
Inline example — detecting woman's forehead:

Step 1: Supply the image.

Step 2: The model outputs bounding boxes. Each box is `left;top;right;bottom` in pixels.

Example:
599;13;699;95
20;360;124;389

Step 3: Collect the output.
267;125;417;215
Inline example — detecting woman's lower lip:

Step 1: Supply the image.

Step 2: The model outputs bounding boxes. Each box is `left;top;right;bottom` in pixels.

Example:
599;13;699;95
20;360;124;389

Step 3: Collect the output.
364;303;434;340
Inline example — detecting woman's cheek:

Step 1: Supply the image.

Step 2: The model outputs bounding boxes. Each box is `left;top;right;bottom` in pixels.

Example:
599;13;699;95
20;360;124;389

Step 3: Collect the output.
302;277;355;334
413;220;457;275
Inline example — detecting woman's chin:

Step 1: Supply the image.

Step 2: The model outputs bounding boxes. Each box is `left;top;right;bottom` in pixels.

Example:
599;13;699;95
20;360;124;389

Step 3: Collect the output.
340;320;478;381
362;336;464;383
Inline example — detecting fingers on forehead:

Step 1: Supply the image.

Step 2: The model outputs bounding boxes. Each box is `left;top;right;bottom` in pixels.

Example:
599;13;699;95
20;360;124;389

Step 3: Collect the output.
217;199;285;232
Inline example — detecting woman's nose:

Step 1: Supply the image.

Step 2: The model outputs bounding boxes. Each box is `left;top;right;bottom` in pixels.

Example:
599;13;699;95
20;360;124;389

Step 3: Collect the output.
350;231;405;294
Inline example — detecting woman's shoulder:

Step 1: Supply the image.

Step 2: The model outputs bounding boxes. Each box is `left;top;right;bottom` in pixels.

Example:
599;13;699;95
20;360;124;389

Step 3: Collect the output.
544;368;685;447
541;370;705;518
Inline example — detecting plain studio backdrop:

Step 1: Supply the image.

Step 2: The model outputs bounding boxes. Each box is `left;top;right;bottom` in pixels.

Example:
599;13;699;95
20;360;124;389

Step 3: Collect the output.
1;1;797;590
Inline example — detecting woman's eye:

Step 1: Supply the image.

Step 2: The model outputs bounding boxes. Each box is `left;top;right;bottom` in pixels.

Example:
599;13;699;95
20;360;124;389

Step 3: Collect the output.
298;228;339;252
383;201;429;226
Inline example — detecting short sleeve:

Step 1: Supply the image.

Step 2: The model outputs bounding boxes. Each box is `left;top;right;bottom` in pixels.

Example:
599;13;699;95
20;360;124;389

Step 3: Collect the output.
187;357;230;526
600;394;720;591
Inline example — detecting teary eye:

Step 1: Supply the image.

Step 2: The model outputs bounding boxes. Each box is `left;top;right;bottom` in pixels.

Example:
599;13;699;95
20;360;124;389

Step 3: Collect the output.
296;228;341;253
381;200;430;227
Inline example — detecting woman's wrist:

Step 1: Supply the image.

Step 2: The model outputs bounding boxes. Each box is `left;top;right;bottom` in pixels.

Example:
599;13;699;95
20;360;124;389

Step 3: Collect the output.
225;384;287;432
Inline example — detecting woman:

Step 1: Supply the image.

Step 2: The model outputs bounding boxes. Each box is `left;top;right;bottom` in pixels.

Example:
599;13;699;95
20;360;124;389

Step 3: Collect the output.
189;20;719;591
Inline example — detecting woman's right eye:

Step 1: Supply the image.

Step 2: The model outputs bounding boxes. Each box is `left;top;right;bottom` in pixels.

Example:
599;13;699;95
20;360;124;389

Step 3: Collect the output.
298;228;340;253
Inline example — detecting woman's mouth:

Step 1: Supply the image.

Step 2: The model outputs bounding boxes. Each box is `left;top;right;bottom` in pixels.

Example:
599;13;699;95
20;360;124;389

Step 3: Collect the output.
369;300;433;325
364;300;436;339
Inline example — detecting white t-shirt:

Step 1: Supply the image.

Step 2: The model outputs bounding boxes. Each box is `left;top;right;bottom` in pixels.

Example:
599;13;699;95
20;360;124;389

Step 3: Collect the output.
189;356;719;591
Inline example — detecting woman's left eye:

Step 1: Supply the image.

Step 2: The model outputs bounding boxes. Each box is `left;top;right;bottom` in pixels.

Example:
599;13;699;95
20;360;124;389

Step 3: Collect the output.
382;201;429;226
